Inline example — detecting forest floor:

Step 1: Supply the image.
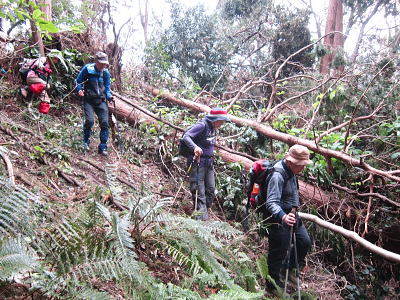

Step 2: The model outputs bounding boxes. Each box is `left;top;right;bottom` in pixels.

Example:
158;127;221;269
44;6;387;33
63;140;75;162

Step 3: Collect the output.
0;89;345;299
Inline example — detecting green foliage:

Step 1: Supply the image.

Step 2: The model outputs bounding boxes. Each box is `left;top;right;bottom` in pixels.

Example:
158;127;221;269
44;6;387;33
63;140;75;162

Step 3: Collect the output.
146;2;232;90
0;176;33;236
1;0;61;36
220;0;264;19
271;6;313;76
0;237;38;281
216;160;246;219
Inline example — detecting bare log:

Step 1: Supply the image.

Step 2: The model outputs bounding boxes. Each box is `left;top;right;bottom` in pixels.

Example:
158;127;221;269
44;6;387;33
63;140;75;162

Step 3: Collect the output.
299;212;400;263
112;92;342;211
0;149;15;186
141;83;400;185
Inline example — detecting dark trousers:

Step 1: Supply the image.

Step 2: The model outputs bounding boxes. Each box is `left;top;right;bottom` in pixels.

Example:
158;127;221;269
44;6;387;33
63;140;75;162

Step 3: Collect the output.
267;220;311;281
188;159;215;221
83;99;109;151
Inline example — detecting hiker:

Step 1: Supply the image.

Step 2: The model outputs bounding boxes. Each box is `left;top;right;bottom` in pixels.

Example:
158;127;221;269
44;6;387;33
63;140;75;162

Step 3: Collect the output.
264;144;312;294
75;51;113;156
20;50;62;113
181;108;230;221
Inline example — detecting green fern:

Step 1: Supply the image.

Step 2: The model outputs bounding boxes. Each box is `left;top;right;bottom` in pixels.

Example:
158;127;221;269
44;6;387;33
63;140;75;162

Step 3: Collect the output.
207;285;264;299
0;177;32;236
105;163;124;202
147;282;202;300
0;237;37;281
165;242;202;275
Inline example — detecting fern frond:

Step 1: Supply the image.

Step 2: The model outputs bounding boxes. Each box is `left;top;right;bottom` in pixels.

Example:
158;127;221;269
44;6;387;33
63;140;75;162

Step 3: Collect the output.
148;282;202;300
0;237;37;281
129;195;173;225
164;242;202;275
72;287;113;300
207;285;264;300
204;220;241;239
95;202;136;258
0;177;32;236
256;255;269;279
105;163;124;203
161;229;233;287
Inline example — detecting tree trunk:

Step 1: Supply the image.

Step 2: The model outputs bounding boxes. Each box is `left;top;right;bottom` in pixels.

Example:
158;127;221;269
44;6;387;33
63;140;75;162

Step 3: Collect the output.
350;0;384;63
29;20;45;56
300;212;400;263
28;1;45;56
320;0;344;74
39;0;52;21
139;0;149;44
111;92;349;214
141;83;400;185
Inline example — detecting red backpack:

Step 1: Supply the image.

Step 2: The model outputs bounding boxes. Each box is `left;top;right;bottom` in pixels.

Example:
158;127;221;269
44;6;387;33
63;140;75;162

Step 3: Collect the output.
246;160;278;211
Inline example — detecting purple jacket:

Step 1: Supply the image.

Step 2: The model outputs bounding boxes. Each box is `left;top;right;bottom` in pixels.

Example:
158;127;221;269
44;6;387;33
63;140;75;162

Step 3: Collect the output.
182;119;215;160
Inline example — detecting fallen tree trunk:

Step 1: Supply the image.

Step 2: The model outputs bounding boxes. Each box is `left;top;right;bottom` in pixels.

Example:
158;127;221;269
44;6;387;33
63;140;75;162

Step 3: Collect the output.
112;92;344;213
300;212;400;263
142;83;400;185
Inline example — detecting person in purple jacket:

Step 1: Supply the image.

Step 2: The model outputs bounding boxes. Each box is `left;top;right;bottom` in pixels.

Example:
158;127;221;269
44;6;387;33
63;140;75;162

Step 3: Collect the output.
181;108;230;220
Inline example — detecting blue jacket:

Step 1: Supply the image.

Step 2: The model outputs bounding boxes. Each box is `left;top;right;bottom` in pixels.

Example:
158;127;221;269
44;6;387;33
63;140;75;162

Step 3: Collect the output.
75;63;111;100
265;160;300;222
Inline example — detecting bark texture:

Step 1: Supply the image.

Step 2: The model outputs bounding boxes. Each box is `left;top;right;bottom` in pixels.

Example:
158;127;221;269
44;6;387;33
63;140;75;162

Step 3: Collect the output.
320;0;344;74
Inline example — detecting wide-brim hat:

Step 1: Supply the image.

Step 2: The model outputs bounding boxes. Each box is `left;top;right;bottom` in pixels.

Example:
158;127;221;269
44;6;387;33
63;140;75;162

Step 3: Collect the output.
205;108;230;122
95;51;109;64
284;145;312;166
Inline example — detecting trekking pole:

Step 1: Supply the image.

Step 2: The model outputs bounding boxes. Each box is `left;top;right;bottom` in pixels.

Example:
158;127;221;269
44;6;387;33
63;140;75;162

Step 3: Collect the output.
80;94;85;148
292;209;301;300
193;157;200;215
242;195;251;232
283;207;297;297
112;98;123;154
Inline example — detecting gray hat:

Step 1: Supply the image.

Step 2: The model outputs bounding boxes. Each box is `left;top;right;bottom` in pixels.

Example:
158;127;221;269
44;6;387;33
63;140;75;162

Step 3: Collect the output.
95;51;109;64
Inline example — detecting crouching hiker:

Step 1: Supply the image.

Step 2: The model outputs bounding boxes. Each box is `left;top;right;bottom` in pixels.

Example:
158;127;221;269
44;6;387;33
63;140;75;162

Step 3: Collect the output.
75;51;113;156
180;108;230;221
264;144;312;296
19;49;62;114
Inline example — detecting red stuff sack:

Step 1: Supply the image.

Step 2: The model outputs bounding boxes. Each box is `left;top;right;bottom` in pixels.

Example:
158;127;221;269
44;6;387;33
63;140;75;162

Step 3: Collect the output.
38;101;50;114
29;83;46;94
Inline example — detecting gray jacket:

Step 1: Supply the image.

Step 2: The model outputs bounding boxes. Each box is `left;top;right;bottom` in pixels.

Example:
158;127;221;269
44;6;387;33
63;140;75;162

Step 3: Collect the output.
265;160;300;222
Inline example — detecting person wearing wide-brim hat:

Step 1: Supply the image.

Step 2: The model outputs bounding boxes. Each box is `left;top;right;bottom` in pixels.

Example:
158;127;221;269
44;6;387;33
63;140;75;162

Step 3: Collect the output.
264;144;313;295
181;108;230;221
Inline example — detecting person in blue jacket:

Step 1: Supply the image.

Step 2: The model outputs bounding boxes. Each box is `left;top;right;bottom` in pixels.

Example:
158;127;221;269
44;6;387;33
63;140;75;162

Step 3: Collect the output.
181;108;230;220
76;51;113;156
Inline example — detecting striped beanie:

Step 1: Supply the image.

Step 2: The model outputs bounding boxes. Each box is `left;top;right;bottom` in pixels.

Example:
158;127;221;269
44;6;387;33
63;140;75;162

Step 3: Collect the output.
205;108;230;122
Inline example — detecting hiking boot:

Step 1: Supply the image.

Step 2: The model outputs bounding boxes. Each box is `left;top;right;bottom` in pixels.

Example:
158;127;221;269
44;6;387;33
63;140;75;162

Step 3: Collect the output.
98;149;108;156
83;143;90;152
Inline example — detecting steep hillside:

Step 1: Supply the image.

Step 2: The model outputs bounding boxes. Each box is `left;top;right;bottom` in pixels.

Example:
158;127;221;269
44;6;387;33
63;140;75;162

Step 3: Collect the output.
0;83;347;300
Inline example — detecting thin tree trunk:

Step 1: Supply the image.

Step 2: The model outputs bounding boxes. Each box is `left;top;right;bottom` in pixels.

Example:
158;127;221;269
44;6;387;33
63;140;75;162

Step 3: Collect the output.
300;212;400;263
350;0;384;63
139;0;149;44
39;0;52;21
